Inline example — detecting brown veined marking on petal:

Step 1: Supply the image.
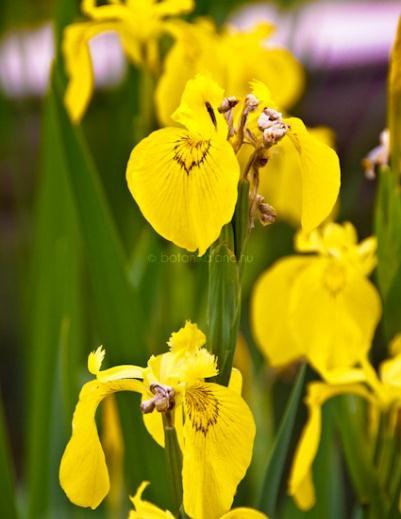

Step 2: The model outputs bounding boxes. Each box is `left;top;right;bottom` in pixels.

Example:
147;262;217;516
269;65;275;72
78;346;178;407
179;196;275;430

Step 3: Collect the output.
172;135;212;175
185;384;220;435
205;101;217;128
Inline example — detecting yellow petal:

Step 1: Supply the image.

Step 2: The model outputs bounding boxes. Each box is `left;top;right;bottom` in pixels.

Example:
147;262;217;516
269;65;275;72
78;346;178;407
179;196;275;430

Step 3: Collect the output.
63;20;140;123
152;0;194;17
289;381;373;509
126;127;239;255
167;320;206;353
88;346;105;374
129;481;175;518
229;367;243;395
246;48;304;110
59;378;143;509
63;22;97;123
182;382;255;519
141;397;165;447
221;508;268;519
87;347;144;382
97;365;144;383
289;258;381;374
251;257;313;367
380;351;401;388
141;395;184;449
286;118;340;232
172;74;227;138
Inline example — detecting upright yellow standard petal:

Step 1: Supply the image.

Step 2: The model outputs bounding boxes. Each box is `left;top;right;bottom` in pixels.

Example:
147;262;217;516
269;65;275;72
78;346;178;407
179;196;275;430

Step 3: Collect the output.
182;382;255;519
172;74;227;138
59;378;143;509
126;127;239;255
167;320;206;353
251;257;313;367
286;118;340;232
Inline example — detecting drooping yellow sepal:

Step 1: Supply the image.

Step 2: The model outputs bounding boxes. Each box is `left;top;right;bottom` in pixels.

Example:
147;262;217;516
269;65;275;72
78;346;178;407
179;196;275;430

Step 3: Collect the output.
285;118;340;232
182;382;255;519
59;378;143;508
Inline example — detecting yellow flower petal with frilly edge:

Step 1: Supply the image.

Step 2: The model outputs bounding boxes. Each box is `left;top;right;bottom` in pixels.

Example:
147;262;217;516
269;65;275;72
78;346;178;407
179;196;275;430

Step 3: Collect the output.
59;378;143;509
167;320;206;353
126;126;239;255
251;256;313;367
182;382;255;519
289;381;374;510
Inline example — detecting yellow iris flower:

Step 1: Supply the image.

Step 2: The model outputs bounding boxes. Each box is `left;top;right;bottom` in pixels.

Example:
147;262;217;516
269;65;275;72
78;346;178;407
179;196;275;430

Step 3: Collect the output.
289;334;401;510
129;481;268;518
127;75;340;255
63;0;194;122
126;74;240;256
251;222;382;376
156;19;304;126
59;321;255;519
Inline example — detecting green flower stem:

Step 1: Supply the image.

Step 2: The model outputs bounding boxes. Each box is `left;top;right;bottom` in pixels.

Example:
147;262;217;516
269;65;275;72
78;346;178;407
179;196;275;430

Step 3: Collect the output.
208;179;250;386
134;65;155;142
163;412;183;516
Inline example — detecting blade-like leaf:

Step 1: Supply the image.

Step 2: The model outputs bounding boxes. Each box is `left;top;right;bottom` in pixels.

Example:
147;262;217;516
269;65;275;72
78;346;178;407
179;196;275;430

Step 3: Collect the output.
336;396;385;514
0;396;18;519
51;70;146;363
27;92;83;518
375;167;401;340
258;364;306;516
208;239;241;386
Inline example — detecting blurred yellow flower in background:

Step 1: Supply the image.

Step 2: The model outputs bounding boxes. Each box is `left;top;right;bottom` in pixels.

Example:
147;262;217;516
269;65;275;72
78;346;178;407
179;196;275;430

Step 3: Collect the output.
63;0;194;122
251;222;381;376
289;334;401;510
156;19;304;126
59;321;255;519
126;74;240;255
129;481;268;518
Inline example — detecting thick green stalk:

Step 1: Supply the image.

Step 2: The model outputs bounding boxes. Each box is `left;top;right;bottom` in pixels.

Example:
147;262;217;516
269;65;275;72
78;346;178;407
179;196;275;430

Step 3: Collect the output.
208;180;250;385
163;412;183;516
